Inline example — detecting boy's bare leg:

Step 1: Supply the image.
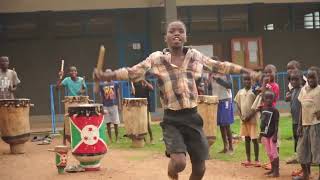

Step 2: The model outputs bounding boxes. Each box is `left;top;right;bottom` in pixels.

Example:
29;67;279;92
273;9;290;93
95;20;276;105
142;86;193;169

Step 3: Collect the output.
147;119;154;144
219;126;228;153
226;125;233;152
189;160;206;180
168;153;186;179
252;139;259;162
106;123;113;143
245;136;251;162
114;124;119;143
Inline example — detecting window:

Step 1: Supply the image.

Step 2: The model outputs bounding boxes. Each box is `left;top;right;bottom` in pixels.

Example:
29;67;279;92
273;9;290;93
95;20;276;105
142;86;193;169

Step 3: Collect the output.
264;24;274;31
222;6;248;32
304;11;320;29
231;37;263;70
161;7;189;34
122;9;147;34
86;14;114;35
54;14;85;37
190;6;218;32
294;4;320;30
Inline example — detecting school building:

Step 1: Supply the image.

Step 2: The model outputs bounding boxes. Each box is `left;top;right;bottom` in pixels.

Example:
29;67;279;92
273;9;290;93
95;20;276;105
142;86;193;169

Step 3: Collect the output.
0;0;319;115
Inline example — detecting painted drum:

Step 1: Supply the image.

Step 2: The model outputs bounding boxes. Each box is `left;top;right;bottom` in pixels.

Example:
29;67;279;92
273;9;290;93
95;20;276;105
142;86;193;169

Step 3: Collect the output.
68;103;108;171
0;99;32;154
62;96;90;142
197;95;219;147
122;98;148;148
54;145;69;174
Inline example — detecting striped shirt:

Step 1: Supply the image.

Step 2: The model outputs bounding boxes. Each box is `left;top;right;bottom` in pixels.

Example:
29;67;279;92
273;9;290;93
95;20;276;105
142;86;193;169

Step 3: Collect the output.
114;47;244;110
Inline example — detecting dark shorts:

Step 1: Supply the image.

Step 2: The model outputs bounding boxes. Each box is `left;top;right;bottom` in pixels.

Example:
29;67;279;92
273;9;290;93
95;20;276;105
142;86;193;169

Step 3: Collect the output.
217;99;234;126
160;107;209;163
297;123;320;164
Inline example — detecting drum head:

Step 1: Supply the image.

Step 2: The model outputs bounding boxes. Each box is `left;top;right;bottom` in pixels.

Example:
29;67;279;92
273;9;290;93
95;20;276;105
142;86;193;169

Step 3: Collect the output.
0;98;31;107
68;103;103;116
122;98;148;106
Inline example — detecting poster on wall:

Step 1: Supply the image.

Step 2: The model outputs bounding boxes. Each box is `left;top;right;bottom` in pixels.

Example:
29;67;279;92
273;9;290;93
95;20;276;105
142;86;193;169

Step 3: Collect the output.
191;45;214;58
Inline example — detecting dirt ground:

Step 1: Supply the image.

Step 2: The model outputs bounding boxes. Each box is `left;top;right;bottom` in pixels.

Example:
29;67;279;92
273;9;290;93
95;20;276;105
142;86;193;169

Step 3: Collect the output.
0;138;317;180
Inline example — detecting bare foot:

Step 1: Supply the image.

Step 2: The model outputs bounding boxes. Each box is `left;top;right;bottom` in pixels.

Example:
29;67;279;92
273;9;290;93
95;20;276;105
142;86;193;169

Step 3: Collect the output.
218;149;228;154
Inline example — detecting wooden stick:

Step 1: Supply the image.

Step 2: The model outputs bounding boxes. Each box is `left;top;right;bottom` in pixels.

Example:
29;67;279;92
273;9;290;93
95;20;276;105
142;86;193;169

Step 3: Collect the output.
94;45;105;94
59;60;64;80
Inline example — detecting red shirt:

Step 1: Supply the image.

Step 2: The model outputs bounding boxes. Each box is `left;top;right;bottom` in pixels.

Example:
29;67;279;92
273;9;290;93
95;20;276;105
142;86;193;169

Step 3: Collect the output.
266;82;280;107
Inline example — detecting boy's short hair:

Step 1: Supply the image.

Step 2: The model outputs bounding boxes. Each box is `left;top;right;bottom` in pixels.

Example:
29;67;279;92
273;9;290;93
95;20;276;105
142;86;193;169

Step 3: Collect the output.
69;66;77;71
265;64;277;73
308;66;320;78
166;20;187;32
242;72;251;79
287;60;301;69
0;56;9;61
289;69;303;81
263;90;275;100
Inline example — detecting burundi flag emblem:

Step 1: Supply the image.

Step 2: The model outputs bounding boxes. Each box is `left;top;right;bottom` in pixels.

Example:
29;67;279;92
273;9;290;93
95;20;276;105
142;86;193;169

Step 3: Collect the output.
56;152;67;166
70;114;107;154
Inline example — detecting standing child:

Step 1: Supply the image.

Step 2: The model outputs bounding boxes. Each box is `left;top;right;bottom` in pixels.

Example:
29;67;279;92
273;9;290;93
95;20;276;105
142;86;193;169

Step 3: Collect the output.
286;69;303;166
100;69;121;143
249;64;280;170
287;60;307;92
131;78;154;144
57;66;87;96
293;67;320;180
0;56;20;99
93;20;259;180
234;73;260;167
259;90;280;177
210;72;234;154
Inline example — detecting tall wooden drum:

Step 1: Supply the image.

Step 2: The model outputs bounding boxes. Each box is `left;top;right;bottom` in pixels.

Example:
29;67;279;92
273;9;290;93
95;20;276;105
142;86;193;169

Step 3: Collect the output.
68;104;108;171
62;96;90;142
0;99;32;154
197;95;218;147
122;98;148;148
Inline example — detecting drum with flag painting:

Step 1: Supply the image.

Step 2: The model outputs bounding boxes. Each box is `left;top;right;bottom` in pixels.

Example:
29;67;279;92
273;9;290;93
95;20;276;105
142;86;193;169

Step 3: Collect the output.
0;99;32;154
54;145;69;174
197;95;218;148
63;96;90;142
68;104;107;171
122;98;148;148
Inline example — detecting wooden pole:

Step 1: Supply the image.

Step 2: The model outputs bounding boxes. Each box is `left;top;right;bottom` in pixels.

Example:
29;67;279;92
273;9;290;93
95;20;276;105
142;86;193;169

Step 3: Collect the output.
94;45;105;94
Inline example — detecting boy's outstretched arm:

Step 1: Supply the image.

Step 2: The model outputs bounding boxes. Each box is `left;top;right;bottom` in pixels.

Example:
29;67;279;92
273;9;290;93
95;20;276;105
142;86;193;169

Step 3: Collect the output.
93;54;153;82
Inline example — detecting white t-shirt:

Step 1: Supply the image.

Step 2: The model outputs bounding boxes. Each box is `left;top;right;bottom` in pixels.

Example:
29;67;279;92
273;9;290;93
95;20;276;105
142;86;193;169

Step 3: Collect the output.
0;69;20;99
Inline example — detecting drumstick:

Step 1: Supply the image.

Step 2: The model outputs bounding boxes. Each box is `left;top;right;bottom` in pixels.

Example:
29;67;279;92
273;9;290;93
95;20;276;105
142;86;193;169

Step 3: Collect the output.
94;45;105;94
59;60;64;80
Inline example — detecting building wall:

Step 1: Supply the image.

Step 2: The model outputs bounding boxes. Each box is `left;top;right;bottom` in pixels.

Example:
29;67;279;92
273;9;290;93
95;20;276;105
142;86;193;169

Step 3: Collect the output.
0;0;316;13
0;4;319;115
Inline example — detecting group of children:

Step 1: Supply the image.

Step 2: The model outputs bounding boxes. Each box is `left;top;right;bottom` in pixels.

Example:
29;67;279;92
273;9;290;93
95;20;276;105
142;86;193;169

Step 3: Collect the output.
56;48;320;180
232;60;320;180
57;67;154;144
2;19;319;180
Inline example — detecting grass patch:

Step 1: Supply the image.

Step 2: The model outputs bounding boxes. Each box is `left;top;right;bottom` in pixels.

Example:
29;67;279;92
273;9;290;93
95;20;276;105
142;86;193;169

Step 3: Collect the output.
104;116;296;162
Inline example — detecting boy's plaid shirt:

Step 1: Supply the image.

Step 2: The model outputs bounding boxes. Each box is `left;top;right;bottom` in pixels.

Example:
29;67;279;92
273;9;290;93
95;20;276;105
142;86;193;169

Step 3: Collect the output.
115;47;243;110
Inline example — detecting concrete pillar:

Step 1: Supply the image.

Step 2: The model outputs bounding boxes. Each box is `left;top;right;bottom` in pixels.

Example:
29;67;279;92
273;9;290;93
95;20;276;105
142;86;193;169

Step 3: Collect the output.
164;0;177;24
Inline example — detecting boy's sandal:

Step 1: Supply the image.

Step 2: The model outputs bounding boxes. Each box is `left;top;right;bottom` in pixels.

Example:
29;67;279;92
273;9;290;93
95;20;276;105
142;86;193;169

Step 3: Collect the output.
37;137;52;145
253;161;261;167
241;161;252;167
291;168;303;176
168;174;178;180
31;135;48;142
262;163;271;170
65;165;85;173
